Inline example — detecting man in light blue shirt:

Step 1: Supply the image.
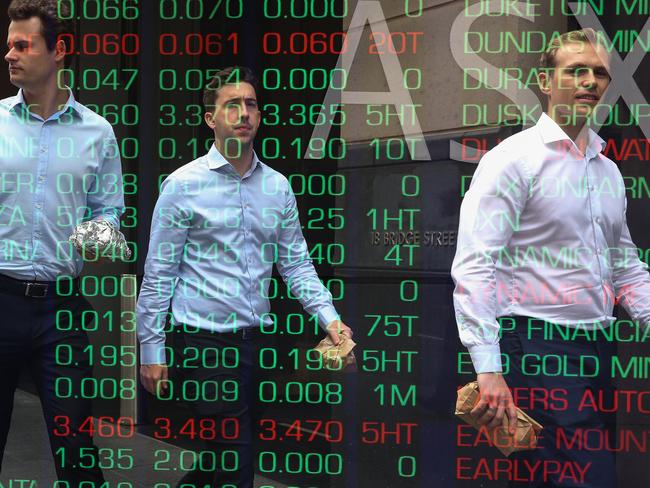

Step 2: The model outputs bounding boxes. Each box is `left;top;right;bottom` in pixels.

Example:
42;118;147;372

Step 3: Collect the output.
0;83;124;278
137;66;351;488
0;0;124;485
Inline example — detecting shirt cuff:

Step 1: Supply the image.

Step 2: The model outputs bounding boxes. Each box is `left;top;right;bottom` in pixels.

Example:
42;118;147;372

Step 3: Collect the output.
468;344;503;373
319;307;340;330
91;214;120;230
140;343;167;365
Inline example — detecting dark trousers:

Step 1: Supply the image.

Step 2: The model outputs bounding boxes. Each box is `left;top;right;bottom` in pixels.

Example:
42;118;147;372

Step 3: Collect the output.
171;325;260;488
500;316;617;488
0;286;104;486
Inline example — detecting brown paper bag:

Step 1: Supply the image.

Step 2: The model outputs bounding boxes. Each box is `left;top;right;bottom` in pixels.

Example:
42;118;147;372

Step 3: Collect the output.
313;334;357;370
455;381;543;456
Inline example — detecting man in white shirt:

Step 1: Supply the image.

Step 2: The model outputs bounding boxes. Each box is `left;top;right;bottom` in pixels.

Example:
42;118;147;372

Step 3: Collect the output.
452;28;650;487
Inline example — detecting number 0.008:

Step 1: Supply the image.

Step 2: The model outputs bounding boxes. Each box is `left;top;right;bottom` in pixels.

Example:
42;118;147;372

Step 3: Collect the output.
259;451;342;475
258;381;343;404
55;378;136;400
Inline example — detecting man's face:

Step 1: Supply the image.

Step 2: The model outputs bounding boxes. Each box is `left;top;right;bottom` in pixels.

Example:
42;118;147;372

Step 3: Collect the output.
204;81;261;154
5;17;61;91
540;41;611;124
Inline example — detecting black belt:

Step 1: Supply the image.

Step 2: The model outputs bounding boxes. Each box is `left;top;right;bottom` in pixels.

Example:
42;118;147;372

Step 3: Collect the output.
178;323;261;340
0;274;79;298
498;315;606;344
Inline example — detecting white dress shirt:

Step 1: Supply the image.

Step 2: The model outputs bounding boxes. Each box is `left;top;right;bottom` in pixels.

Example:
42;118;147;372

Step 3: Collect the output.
451;113;650;373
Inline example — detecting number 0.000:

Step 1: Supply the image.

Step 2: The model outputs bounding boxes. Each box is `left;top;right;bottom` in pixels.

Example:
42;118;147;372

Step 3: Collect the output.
263;0;347;18
258;381;342;404
259;451;343;475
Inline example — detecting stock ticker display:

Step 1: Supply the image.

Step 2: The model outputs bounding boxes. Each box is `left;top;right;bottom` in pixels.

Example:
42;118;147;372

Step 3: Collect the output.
1;0;650;487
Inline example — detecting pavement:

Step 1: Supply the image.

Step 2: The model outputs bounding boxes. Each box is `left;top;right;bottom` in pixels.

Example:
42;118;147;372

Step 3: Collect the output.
0;389;289;488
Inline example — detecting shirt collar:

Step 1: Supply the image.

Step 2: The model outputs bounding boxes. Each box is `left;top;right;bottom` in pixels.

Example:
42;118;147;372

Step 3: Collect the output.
207;144;262;177
537;112;605;158
9;87;83;120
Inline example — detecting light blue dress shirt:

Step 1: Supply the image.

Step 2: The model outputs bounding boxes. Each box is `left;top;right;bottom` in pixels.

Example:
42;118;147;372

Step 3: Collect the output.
137;146;339;364
0;89;124;280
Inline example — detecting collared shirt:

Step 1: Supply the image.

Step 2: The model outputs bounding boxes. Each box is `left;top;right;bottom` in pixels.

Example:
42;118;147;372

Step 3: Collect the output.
137;146;339;364
451;113;650;373
0;89;124;280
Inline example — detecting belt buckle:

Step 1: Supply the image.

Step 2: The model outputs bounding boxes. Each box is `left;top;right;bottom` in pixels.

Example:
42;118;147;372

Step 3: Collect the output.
25;282;48;298
241;327;256;340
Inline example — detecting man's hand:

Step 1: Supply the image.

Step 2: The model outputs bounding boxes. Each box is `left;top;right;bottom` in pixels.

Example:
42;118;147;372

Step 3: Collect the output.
79;242;99;261
79;243;123;263
326;319;353;345
140;364;169;396
472;372;517;435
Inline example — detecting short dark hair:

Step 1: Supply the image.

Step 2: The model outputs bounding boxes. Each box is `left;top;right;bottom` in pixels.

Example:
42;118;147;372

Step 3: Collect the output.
8;0;75;68
203;66;259;112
